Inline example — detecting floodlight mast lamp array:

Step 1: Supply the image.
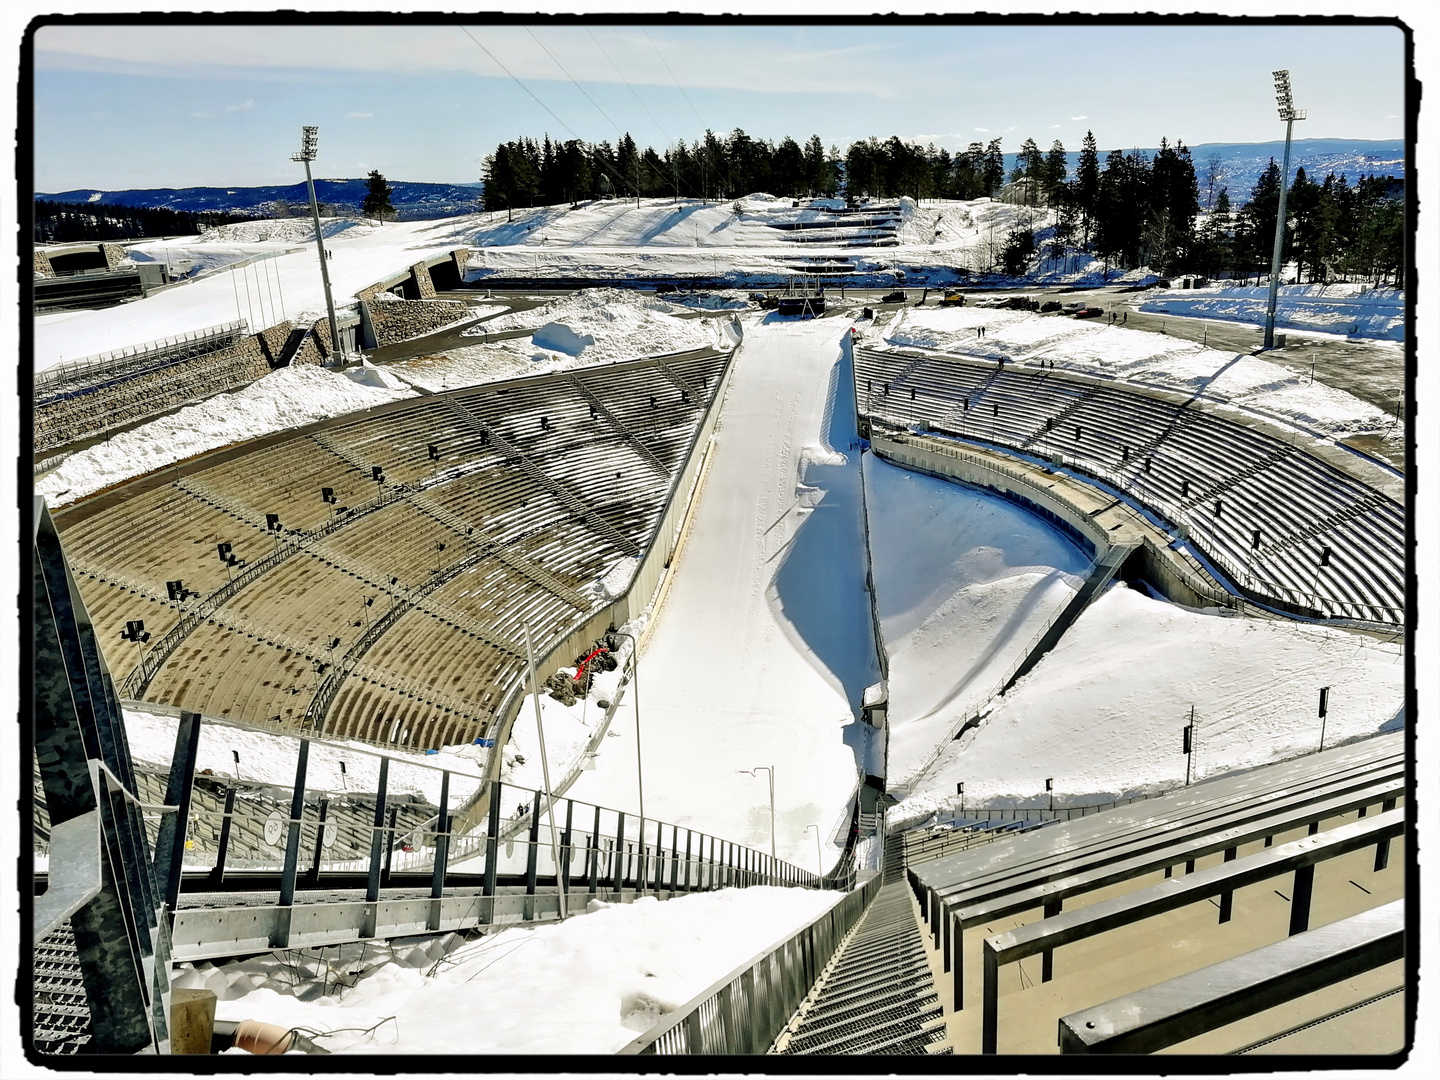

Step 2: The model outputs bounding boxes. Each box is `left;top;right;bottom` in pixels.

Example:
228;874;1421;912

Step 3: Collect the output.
1264;71;1306;350
292;125;344;365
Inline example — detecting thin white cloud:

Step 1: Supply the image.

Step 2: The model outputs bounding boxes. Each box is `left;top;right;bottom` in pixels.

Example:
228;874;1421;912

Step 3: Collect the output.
348;111;374;119
32;24;904;100
1071;115;1087;120
974;127;988;132
225;99;254;112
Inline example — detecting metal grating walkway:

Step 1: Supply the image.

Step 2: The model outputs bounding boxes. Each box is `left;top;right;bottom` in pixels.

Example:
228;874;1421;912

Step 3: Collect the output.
32;922;93;1055
773;848;949;1056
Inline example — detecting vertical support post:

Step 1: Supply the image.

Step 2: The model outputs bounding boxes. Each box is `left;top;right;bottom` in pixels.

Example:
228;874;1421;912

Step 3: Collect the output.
1041;898;1062;981
382;806;398;886
588;805;601;893
430;772;451;900
560;799;574;897
307;797;330;887
366;758;389;904
1375;798;1396;871
277;740;311;910
210;786;237;886
153;711;201;915
653;819;664;892
483;780;502;897
942;905;952;973
982;943;1000;1054
670;824;680;891
1289;863;1315;935
524;789;541;897
1218;846;1237;923
952;915;963;1011
683;828;693;891
613;811;626;892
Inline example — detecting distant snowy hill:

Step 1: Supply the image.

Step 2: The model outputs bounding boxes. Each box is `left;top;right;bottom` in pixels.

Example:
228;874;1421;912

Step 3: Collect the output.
42;140;1397;223
36;179;484;221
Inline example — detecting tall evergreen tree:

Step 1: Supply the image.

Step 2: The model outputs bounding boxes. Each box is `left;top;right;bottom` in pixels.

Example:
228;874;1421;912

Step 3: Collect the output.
1075;130;1101;249
983;138;1005;197
361;170;395;221
1043;140;1068;205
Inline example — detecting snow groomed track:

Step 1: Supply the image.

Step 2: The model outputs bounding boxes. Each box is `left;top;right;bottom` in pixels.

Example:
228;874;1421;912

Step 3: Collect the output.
564;315;883;874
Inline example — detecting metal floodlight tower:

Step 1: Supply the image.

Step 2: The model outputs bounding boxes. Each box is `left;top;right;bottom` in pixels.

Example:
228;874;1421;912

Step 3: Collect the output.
1263;71;1306;350
292;125;344;365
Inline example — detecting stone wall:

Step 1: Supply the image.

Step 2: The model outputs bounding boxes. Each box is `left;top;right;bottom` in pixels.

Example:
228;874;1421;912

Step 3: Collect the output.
256;320;295;367
34;250;54;277
101;243;127;270
363;296;472;347
410;261;436;299
35;335;271;453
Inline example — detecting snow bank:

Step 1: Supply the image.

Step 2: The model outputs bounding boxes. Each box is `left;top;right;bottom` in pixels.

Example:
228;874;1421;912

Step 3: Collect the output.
121;704;482;806
1137;283;1403;342
486;287;714;363
343;360;412;391
392;288;721;392
531;320;596;355
184;886;841;1054
35;365;415;507
194;216;382;245
893;585;1403;829
864;456;1090;786
882;305;1395;442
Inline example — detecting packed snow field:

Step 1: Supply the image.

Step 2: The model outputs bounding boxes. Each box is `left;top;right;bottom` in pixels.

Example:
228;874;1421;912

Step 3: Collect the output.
872;304;1397;444
397;287;727;392
175;885;841;1055
1136;282;1403;341
561;318;880;874
864;456;1091;788
889;583;1403;831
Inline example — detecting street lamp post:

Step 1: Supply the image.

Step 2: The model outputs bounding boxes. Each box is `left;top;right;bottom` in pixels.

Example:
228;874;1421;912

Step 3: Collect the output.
292;126;344;365
1263;71;1306;350
740;766;776;862
805;823;823;883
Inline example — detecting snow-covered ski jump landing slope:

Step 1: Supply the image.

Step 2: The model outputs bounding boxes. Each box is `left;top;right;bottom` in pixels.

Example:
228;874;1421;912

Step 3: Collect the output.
564;316;881;873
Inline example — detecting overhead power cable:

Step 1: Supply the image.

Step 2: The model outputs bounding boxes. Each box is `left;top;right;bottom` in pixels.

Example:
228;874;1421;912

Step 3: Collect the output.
589;28;691;200
641;27;737;200
457;25;640;201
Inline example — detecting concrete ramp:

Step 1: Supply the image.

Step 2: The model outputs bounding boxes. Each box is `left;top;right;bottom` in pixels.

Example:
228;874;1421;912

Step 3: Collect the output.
1002;540;1139;691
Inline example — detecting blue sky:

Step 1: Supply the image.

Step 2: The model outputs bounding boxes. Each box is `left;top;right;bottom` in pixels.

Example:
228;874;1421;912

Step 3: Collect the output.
32;20;1406;191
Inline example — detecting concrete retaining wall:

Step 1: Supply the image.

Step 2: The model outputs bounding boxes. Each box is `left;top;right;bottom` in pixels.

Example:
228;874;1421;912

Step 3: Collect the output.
872;435;1107;558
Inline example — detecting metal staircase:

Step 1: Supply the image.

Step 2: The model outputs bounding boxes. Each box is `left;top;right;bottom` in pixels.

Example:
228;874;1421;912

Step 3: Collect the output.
773;843;949;1056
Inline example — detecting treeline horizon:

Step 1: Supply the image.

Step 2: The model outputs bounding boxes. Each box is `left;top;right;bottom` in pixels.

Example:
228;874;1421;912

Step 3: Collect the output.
33;199;252;243
482;127;1403;286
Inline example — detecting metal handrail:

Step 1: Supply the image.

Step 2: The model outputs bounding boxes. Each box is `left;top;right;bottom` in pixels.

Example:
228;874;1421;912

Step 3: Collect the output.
619;871;882;1054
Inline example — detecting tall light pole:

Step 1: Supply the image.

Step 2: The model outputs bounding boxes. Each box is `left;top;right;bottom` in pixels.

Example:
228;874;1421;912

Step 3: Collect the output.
610;630;643;822
1263;71;1306;351
292;125;343;365
805;823;823;881
740;766;776;861
523;623;567;920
